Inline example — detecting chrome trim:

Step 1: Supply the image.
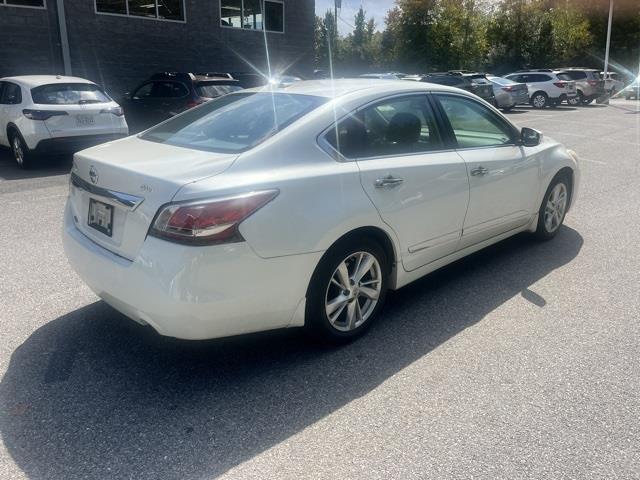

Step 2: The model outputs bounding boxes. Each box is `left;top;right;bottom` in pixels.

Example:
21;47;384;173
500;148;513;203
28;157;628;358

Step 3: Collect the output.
70;173;144;211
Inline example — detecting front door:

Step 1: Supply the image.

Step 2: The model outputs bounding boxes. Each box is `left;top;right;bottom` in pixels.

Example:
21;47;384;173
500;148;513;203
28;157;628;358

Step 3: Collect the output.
328;94;470;271
434;93;540;249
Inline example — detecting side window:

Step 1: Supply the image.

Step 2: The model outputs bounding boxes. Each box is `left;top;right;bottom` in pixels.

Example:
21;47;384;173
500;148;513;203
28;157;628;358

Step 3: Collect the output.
326;95;441;159
436;95;515;149
0;83;5;104
150;81;188;98
132;82;154;99
1;83;22;105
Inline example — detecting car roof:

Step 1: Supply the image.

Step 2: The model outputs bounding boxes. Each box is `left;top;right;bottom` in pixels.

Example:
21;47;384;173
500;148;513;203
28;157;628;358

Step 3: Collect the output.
243;78;465;99
0;75;95;88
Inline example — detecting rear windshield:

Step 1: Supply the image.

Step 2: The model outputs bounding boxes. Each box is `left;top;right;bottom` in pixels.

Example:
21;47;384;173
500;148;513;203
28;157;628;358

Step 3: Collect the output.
31;83;111;105
141;92;328;154
556;73;572;81
195;82;243;98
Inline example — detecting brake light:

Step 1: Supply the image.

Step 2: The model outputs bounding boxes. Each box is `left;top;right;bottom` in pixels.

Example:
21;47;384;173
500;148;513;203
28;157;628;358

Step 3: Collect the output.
22;109;68;121
149;190;279;245
100;106;124;116
553;82;566;88
587;80;599;86
501;86;514;92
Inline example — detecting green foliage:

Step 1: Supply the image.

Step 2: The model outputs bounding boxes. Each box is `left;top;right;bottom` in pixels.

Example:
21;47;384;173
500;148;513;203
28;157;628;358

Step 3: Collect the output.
315;0;640;77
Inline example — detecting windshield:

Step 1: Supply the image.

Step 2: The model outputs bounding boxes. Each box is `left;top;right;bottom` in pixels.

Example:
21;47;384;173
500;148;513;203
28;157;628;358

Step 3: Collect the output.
141;92;327;154
556;73;572;81
31;83;112;105
195;83;243;98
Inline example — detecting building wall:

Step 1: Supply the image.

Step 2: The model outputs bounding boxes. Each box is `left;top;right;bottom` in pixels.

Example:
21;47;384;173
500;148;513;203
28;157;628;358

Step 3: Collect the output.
0;0;315;99
0;3;63;76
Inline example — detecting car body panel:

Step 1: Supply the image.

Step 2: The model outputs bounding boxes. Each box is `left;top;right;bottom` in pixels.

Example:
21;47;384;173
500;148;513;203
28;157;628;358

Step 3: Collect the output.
63;79;580;340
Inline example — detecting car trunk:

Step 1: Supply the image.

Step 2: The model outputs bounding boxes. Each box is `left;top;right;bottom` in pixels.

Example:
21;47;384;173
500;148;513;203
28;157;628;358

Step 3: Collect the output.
68;136;238;260
43;103;124;137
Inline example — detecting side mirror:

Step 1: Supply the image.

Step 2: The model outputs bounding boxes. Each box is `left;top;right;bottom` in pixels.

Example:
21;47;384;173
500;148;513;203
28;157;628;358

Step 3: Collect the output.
520;127;542;147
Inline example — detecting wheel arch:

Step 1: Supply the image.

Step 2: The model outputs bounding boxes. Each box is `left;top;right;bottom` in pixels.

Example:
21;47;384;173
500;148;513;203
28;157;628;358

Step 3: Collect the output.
6;122;20;140
306;225;400;296
552;166;575;208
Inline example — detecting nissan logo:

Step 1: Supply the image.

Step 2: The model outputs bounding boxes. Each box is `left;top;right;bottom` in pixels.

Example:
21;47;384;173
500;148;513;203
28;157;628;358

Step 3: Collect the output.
89;166;98;184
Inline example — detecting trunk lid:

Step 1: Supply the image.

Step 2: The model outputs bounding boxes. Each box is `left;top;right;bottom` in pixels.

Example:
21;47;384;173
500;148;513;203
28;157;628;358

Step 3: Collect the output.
68;136;237;260
43;103;125;137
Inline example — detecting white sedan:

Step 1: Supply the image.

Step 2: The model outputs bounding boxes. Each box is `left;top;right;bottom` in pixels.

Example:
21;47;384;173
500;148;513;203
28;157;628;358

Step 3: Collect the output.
0;75;128;168
63;80;580;342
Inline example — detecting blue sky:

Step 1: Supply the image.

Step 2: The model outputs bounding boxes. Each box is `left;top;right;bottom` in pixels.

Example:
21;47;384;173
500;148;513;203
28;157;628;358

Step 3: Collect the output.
315;0;393;35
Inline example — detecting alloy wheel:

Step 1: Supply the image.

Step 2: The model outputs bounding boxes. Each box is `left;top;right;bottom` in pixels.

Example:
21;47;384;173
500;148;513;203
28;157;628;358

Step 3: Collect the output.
324;251;382;332
12;136;24;166
532;94;546;108
544;183;568;233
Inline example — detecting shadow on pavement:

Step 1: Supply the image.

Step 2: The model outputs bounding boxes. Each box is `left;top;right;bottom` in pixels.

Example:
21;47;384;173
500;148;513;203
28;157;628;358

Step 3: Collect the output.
0;148;72;181
0;227;583;479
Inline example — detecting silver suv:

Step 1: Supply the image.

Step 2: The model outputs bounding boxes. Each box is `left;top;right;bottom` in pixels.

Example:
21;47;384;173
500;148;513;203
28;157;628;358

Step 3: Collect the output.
505;70;577;109
556;68;606;105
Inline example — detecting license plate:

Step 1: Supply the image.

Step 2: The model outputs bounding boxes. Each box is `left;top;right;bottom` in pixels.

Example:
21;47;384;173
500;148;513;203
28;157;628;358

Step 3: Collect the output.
76;114;95;126
88;199;114;236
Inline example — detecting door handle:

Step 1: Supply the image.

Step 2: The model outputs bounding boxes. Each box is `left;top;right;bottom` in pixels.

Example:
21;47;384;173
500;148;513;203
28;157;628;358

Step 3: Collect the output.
470;166;489;176
375;175;404;188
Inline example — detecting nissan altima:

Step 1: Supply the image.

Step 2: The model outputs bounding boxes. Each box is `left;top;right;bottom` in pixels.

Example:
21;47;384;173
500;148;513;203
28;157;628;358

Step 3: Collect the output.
63;80;580;342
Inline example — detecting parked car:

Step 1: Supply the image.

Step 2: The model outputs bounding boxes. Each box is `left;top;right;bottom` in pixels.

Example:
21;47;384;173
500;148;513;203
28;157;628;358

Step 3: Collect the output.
624;78;640;100
555;68;606;105
486;75;529;111
601;71;624;95
230;72;268;88
121;72;242;133
404;72;497;105
359;73;402;80
505;70;577;108
0;75;128;169
63;80;579;343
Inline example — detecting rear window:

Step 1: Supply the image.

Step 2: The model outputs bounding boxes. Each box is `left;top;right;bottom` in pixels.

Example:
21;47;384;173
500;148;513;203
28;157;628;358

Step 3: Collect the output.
556;73;572;81
31;83;111;105
141;92;327;154
427;76;464;87
195;82;243;98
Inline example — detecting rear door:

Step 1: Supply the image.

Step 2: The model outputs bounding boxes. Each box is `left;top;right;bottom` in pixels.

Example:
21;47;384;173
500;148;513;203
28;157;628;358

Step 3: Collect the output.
434;93;540;248
327;93;470;271
30;83;122;138
125;81;189;132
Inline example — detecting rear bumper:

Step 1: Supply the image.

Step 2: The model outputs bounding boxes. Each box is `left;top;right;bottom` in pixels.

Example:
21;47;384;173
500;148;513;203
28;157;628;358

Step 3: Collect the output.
35;134;128;155
62;203;321;340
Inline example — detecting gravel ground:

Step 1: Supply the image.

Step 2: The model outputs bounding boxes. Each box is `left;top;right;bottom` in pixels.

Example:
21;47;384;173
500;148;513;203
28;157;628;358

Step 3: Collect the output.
0;99;638;479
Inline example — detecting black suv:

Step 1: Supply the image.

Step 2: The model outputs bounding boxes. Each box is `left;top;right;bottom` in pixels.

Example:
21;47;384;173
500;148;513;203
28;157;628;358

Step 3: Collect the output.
405;72;496;105
122;72;243;133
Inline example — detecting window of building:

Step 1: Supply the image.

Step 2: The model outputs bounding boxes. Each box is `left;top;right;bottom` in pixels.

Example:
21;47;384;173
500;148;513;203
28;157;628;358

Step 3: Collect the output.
95;0;185;21
220;0;284;33
1;0;46;8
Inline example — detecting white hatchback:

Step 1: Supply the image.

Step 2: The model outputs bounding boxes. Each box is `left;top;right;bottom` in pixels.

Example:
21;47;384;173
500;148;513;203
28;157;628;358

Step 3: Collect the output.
63;80;580;342
0;76;128;168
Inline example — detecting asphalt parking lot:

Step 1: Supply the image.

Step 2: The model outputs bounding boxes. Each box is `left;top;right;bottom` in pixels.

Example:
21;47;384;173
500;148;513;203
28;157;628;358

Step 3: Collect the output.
0;99;639;479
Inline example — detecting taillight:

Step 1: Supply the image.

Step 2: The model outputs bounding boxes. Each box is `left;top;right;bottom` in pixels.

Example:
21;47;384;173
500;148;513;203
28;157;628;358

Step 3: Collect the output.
553;82;566;88
587;80;598;86
22;109;68;121
100;106;124;116
186;99;205;109
149;190;279;246
501;86;514;92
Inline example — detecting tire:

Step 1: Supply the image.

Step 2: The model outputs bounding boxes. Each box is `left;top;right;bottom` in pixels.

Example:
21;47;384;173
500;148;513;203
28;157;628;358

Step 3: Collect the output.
305;237;389;343
567;92;581;106
530;92;548;109
501;105;514;112
581;97;594;105
9;130;32;169
534;173;571;241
